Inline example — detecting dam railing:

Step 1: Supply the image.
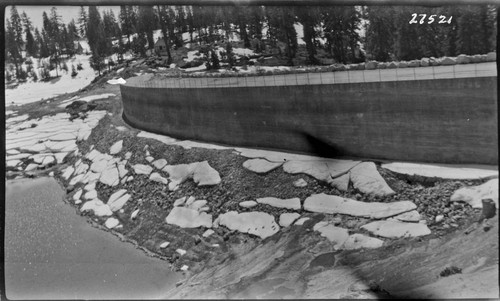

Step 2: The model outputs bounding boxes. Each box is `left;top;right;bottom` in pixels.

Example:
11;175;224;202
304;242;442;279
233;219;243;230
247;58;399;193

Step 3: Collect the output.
131;62;497;89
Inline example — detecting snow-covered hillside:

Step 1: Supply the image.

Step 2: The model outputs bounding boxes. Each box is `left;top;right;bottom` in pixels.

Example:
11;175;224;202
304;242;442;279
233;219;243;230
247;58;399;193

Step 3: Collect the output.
5;54;96;106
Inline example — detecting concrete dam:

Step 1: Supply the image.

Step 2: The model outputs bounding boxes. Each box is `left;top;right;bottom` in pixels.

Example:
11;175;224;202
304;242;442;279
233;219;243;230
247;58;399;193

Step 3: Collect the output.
120;63;498;165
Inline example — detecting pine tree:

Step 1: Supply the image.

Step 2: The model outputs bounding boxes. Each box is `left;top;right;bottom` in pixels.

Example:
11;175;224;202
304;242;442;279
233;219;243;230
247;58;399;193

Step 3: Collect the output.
296;6;321;64
7;6;25;77
364;6;396;61
87;6;108;74
67;19;79;40
5;19;22;78
119;6;137;47
39;29;50;58
22;12;38;57
266;7;298;65
78;6;88;38
156;5;173;64
137;6;158;51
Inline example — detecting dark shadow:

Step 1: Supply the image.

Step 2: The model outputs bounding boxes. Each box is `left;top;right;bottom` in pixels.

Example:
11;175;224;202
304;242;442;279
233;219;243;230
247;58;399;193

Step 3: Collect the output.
300;131;350;159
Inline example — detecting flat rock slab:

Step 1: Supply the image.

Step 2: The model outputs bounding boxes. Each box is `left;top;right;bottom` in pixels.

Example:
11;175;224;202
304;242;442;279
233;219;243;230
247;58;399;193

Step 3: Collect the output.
152;159;168;170
330;173;350;192
80;199;113;217
62;166;75;180
243;159;283;173
163;161;221;190
279;213;301;227
392;210;422;222
214;211;280;239
99;166;120;186
382;162;499;180
313;222;349;249
235;147;320;162
105;218;120;229
256;197;301;210
293;178;308;188
349;162;395;196
283;159;361;183
107;189;131;211
133;164;153;175
304;193;416;219
239;201;258;208
137;131;178;145
192;161;221;186
343;234;384;250
361;220;431;238
109;140;123;155
294;217;310;225
450;178;499;208
150;172;169;185
165;206;212;228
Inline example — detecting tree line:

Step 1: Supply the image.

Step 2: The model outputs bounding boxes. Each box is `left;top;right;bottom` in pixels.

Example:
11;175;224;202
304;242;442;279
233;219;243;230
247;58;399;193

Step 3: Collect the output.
5;4;497;78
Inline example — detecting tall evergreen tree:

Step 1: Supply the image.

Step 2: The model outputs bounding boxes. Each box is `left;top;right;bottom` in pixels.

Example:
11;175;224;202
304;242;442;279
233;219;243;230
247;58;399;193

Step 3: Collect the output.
266;7;297;65
296;6;321;64
5;19;22;77
87;6;108;74
156;5;173;63
119;6;137;46
21;11;38;57
78;6;88;38
137;6;157;51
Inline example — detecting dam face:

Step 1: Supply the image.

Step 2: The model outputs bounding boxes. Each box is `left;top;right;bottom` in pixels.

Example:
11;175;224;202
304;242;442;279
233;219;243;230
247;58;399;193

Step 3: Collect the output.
121;75;498;164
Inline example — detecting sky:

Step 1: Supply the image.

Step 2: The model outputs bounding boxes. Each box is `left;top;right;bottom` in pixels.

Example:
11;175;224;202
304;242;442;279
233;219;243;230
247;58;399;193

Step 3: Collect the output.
5;6;120;30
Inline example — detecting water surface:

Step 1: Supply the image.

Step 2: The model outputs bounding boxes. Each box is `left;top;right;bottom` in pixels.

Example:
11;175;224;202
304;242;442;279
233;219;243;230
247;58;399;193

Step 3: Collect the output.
5;177;181;300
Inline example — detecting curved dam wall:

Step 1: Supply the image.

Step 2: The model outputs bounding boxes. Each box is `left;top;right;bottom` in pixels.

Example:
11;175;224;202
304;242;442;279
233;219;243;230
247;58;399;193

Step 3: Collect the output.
120;76;498;164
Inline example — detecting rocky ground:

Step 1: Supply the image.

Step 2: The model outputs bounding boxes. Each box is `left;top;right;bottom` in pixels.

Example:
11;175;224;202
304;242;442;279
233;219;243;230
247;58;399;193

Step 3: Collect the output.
5;65;499;299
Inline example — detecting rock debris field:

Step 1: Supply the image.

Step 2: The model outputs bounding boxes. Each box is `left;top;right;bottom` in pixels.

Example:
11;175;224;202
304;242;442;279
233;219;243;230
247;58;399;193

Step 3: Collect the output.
5;87;499;298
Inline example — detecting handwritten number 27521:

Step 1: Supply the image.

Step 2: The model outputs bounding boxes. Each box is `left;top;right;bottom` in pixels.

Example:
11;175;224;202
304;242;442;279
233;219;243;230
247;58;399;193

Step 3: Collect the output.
409;14;453;24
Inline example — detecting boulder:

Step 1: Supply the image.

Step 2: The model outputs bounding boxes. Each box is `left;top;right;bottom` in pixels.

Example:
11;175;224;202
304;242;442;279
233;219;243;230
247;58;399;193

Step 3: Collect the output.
349;162;395;196
441;57;456;65
420;58;430;67
387;62;398;69
456;54;471;64
279;213;301;227
407;60;420;67
450;178;498;208
397;61;408;68
109;140;123;155
365;61;378;70
80;199;113;216
330;173;350;192
165;206;212;228
486;52;496;62
471;54;483;63
150;172;169;184
377;62;387;69
99;166;120;186
133;164;153;175
293;178;308;188
214;211;280;239
105;217;120;229
152;159;168;170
